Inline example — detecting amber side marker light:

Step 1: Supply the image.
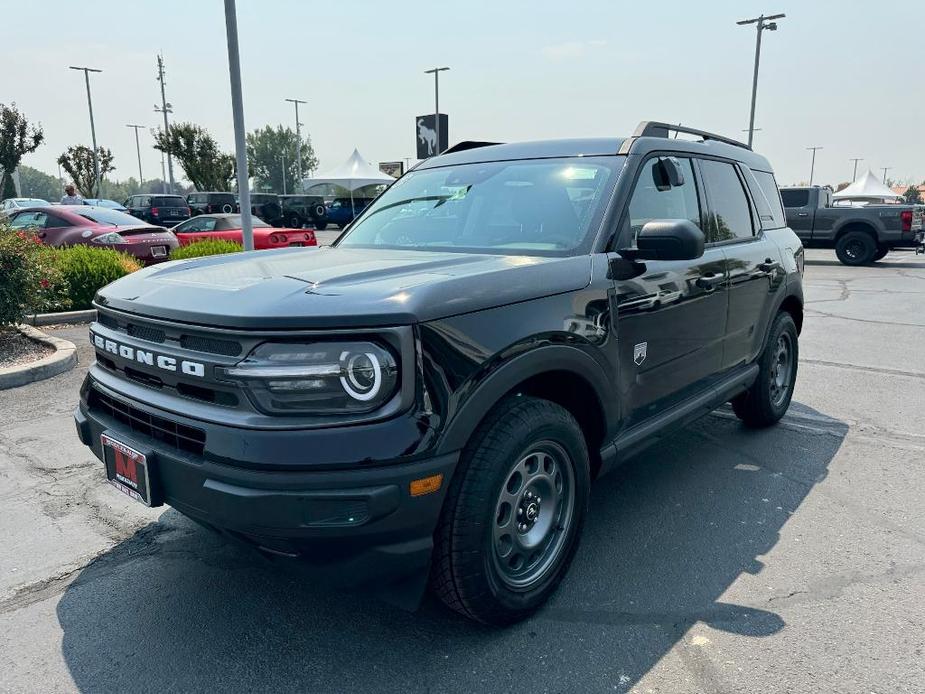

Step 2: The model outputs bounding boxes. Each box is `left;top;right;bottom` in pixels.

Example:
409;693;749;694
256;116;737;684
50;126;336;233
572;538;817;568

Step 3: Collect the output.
410;473;443;497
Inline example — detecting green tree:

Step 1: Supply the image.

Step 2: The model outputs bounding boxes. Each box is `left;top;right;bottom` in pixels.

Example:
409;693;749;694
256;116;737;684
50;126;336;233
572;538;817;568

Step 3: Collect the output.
153;122;234;191
902;185;922;204
246;125;318;194
57;145;115;197
17;165;61;201
0;103;45;199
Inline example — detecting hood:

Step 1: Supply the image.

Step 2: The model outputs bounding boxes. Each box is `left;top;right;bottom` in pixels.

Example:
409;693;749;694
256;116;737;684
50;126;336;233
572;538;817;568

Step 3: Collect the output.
96;246;592;329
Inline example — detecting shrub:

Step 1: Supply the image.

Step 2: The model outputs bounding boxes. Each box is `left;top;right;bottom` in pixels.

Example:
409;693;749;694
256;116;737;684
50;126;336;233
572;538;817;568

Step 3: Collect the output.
0;224;69;326
52;245;141;310
170;239;243;260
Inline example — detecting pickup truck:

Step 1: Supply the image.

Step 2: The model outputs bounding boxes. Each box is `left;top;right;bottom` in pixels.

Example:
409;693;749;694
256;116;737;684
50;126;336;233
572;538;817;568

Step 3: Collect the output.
781;186;924;265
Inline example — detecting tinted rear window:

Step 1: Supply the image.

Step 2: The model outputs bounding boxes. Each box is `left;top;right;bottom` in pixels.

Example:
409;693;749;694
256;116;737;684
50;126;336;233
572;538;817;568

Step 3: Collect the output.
77;209;147;225
151;196;188;207
752;171;786;228
780;189;809;208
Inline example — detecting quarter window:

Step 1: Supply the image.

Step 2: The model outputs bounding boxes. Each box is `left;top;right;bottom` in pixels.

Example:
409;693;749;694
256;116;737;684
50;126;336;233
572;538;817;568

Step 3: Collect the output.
700;160;754;242
751;170;786;229
780;189;810;208
10;211;48;229
625;157;701;241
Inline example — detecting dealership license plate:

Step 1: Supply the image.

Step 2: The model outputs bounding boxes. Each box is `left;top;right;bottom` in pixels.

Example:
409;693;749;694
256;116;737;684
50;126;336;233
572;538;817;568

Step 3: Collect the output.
151;246;167;257
101;433;157;506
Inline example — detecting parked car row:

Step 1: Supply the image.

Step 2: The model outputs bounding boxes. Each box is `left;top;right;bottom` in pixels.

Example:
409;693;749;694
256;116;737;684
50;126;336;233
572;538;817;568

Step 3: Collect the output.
3;205;318;263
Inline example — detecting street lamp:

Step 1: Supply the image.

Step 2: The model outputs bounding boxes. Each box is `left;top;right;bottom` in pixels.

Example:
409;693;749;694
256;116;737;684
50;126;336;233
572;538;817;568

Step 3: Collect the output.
424;67;450;156
155;54;176;195
278;153;287;195
126;124;145;184
736;13;785;149
880;167;891;185
69;65;102;195
285;98;307;189
223;0;254;251
849;158;864;181
807;146;823;185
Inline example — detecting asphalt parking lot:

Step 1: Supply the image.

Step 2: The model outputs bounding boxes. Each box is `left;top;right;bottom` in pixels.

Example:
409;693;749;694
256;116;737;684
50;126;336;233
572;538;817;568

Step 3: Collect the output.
1;248;923;693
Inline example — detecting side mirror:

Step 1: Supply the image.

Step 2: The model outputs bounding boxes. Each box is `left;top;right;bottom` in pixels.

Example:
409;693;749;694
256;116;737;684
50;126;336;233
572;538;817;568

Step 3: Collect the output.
652;157;685;191
622;220;705;261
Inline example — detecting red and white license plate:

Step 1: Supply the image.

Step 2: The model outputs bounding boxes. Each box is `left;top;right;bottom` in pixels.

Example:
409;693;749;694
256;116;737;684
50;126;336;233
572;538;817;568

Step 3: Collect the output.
101;433;158;506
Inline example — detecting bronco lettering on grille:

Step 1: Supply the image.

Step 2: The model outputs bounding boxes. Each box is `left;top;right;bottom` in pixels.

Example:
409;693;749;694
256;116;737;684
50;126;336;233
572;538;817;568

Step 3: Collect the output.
91;332;206;378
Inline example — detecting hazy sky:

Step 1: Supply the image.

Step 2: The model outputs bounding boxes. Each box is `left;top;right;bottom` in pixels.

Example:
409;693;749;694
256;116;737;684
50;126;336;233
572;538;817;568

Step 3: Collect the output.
5;0;923;188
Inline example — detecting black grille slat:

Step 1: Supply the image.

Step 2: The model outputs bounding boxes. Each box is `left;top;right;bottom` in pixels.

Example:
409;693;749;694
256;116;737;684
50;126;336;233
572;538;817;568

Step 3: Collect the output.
98;313;119;330
88;388;206;456
180;334;242;357
127;324;166;343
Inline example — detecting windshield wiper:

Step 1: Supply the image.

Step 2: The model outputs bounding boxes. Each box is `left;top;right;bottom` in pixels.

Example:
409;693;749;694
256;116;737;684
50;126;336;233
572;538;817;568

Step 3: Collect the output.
357;195;452;222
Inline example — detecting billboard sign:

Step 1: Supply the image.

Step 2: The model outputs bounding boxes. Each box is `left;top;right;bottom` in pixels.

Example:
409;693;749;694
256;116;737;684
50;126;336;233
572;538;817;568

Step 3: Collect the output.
379;161;404;179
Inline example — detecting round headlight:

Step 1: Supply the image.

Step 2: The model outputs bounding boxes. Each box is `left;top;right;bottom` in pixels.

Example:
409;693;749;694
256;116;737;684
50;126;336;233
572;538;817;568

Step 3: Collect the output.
340;351;382;401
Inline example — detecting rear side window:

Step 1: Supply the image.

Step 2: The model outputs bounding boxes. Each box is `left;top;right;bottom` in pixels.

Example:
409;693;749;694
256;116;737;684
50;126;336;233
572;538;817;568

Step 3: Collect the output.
780;189;809;208
625;157;701;240
700;160;754;242
750;170;786;229
152;196;187;207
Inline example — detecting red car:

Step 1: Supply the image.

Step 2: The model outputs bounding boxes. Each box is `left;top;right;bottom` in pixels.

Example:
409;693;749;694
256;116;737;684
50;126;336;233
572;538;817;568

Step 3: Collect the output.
7;206;178;264
172;214;317;249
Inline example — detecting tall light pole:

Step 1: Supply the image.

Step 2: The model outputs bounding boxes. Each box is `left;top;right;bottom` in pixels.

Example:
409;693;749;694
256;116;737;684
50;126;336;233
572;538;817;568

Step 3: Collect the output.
224;0;254;251
278;153;287;195
285;98;306;189
736;13;784;149
850;158;863;181
69;66;102;195
807;146;823;185
155;54;176;195
126;124;145;183
424;67;450;156
880;167;891;184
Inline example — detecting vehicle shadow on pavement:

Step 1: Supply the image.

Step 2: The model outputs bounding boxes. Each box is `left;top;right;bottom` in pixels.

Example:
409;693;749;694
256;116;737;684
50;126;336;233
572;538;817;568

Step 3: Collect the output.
55;402;847;694
805;257;925;269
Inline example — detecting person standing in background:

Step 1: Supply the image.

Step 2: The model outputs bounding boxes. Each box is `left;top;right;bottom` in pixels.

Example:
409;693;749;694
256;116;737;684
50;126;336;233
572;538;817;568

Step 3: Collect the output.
60;184;83;205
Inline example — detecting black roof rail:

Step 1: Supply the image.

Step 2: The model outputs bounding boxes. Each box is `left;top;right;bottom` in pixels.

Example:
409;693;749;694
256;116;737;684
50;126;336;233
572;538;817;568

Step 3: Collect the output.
618;121;751;154
442;140;503;155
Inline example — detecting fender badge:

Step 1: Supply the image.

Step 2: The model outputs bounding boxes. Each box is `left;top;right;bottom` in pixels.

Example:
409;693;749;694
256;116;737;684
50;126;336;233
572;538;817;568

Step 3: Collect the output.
634;342;647;366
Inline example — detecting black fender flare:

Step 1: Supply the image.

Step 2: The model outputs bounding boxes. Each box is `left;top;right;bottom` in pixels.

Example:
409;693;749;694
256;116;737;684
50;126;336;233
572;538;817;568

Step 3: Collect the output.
435;344;617;455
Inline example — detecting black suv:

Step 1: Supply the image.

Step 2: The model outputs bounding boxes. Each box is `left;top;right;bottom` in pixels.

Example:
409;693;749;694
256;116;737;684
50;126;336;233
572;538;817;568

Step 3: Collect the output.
187;191;238;216
248;193;283;226
76;122;804;625
123;194;191;225
279;194;328;230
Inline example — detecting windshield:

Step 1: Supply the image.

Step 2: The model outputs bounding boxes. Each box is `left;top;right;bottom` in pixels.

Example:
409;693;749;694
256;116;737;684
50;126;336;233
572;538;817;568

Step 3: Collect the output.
338;156;622;255
228;215;270;228
78;208;148;226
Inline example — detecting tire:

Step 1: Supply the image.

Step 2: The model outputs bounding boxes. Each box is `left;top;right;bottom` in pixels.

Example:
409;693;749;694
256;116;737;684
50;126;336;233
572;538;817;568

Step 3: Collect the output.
835;231;876;266
431;395;590;626
732;312;799;428
288;214;302;229
313;203;326;218
872;245;888;261
315;221;327;231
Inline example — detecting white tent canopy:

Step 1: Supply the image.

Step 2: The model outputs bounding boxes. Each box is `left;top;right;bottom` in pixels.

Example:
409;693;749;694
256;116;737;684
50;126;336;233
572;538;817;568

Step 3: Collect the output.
833;169;903;201
302;148;395;193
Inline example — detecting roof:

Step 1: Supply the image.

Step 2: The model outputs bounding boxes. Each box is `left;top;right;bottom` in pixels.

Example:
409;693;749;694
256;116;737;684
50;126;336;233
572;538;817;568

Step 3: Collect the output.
416;134;774;172
303;149;395;191
833;169;903;199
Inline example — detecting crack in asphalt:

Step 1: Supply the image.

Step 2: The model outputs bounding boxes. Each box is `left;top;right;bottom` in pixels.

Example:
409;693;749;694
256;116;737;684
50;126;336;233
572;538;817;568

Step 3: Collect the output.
801;358;925;381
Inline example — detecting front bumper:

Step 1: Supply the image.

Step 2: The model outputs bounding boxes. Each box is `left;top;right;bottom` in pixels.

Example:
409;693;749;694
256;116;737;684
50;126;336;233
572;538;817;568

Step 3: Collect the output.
74;379;458;597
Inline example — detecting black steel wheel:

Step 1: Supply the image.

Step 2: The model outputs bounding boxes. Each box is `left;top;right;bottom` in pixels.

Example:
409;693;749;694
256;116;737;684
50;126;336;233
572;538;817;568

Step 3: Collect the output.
432;396;590;625
835;231;876;266
288;214;302;229
732;311;799;427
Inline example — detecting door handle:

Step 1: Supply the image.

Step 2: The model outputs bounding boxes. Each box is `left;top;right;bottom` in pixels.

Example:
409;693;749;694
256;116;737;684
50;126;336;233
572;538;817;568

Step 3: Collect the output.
695;273;725;290
757;258;780;273
797;212;809;217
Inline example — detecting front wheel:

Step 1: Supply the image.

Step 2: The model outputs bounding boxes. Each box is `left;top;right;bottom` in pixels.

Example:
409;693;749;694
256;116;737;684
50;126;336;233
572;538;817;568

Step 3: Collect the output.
873;245;889;261
835;231;876;265
732;312;799;428
431;396;590;625
288;215;303;229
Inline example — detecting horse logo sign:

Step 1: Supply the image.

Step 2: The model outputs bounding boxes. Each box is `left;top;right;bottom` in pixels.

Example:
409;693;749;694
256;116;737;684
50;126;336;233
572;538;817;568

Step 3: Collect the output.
634;342;648;366
415;114;449;159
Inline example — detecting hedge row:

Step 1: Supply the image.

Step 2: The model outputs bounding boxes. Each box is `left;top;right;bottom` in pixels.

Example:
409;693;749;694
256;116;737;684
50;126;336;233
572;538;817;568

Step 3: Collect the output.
0;224;246;326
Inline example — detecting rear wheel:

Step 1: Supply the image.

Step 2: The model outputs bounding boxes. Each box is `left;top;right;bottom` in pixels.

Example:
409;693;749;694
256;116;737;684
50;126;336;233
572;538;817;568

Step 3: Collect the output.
431;396;590;625
835;231;876;265
288;214;302;229
732;312;799;428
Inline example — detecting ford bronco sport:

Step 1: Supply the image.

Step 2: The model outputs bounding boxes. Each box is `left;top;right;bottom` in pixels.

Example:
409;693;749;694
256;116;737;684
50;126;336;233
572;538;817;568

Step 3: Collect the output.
75;122;804;625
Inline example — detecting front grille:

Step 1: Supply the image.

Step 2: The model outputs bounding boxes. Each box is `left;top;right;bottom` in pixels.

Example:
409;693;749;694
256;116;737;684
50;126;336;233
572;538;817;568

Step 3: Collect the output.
180;334;242;357
128;323;166;344
88;388;206;456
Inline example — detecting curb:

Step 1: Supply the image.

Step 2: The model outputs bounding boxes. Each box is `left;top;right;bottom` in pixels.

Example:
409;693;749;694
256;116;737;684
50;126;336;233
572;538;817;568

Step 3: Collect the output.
0;325;78;390
26;309;97;326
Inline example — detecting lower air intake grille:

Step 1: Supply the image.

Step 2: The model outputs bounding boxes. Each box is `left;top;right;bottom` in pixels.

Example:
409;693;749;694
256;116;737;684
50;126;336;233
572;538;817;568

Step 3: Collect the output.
127;323;166;343
88;388;206;456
